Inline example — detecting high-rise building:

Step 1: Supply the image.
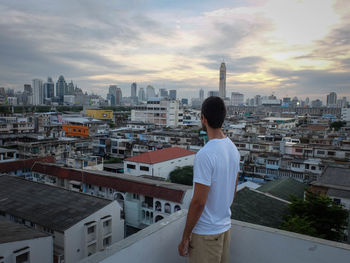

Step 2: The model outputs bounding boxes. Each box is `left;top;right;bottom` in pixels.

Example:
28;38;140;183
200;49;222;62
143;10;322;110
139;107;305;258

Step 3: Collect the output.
159;88;168;99
131;82;137;98
116;88;122;105
208;90;219;97
32;79;43;105
305;97;310;105
219;62;226;99
327;92;337;107
199;89;204;102
146;85;156;99
56;75;67;103
43;77;54;99
254;95;262;106
169;90;176;100
108;85;117;106
138;88;146;101
67;81;75;95
231;92;244;106
24;84;32;94
311;99;322;107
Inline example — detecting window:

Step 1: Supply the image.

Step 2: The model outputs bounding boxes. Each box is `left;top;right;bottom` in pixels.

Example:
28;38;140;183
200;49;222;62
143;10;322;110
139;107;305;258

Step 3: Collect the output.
317;150;325;155
16;252;29;263
328;151;335;156
103;237;111;247
133;193;139;200
295;148;303;153
87;226;95;234
103;220;110;228
140;166;149;171
127;164;136;169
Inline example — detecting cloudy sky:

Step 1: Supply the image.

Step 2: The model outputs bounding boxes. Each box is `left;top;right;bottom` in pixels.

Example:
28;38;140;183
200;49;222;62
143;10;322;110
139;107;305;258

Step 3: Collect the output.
0;0;349;101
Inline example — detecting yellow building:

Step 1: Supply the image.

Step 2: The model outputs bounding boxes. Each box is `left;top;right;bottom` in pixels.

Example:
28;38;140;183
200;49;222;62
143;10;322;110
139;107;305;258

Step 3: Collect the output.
85;109;113;120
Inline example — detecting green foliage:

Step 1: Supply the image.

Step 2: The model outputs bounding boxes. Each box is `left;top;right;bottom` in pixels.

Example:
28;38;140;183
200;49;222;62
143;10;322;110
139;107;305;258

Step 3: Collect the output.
330;121;346;131
109;122;116;129
104;157;122;164
169;166;193;186
281;190;349;241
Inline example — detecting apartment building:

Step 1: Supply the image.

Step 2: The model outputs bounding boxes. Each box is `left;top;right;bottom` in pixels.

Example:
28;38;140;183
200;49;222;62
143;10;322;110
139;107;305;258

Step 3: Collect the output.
31;162;193;230
131;98;183;127
124;147;195;179
0;175;124;263
0;218;53;263
0;117;34;134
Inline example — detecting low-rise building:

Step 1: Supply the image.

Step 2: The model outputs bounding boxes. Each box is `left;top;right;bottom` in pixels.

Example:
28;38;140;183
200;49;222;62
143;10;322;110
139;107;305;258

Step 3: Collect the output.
124;147;195;179
85;109;113;121
0;175;124;263
31;162;192;230
0;218;53;263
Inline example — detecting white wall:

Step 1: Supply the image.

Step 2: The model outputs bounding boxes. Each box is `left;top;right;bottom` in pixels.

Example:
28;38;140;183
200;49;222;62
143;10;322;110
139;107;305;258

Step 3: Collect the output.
0;236;52;263
124;154;195;180
80;211;350;263
64;201;124;263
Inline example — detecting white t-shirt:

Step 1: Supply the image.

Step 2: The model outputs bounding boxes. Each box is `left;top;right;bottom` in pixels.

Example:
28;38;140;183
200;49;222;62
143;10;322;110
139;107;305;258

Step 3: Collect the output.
192;137;240;235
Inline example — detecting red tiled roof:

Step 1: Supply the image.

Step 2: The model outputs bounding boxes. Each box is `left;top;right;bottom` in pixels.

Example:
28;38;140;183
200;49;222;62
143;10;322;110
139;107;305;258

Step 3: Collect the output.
0;156;56;173
124;147;195;164
32;163;186;203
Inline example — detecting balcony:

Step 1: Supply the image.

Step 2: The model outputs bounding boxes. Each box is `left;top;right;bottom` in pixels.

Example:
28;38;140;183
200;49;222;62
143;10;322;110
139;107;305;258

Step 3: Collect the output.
79;210;350;263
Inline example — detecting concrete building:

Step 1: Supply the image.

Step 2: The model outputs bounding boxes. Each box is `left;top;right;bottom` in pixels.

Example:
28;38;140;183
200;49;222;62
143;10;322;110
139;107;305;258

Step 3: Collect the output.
56;76;67;104
31;162;192;230
341;108;350;122
0;175;124;263
138;88;146;102
219;62;226;99
327;92;337;107
43;77;55;100
124;147;195;179
199;88;204;102
159;89;168;99
85;109;113;121
32;79;43;105
0;156;55;176
208;90;220;97
116;88;122;105
231;92;244;106
108;85;117;106
131;82;137;98
169;90;176;100
146;85;156;99
0;218;53;263
131;98;183;127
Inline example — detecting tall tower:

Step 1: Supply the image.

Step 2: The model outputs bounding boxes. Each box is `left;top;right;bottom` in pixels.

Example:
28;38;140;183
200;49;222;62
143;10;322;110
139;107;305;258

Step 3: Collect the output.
219;62;226;99
131;82;137;98
199;88;204;102
56;75;67;103
32;79;43;105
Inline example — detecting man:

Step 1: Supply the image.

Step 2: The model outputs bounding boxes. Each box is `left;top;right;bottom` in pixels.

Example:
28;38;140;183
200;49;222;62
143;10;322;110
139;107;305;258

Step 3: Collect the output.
178;96;240;263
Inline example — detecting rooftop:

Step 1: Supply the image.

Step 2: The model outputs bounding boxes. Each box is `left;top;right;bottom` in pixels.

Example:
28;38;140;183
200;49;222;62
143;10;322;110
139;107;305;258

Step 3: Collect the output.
0;175;112;232
312;166;350;189
231;188;289;229
124;147;195;164
32;162;192;203
0;156;55;173
0;218;50;244
257;177;306;201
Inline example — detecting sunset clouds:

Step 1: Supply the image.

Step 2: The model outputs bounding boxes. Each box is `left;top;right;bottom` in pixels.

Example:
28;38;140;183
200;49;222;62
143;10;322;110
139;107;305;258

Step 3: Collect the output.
0;0;349;100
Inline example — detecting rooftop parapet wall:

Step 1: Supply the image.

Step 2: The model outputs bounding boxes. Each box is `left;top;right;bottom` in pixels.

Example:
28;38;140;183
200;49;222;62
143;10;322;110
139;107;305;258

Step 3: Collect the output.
80;210;350;263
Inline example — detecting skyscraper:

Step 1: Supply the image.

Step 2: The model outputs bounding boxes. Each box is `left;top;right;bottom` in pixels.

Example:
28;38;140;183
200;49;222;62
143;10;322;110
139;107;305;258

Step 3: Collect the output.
24;84;32;94
43;77;54;99
108;85;117;106
231;92;244;106
138;88;146;101
219;62;226;99
327;92;337;107
116;88;122;105
169;90;176;100
199;89;204;102
146;85;156;99
56;75;67;103
32;79;43;105
67;81;75;95
131;82;137;98
159;88;168;98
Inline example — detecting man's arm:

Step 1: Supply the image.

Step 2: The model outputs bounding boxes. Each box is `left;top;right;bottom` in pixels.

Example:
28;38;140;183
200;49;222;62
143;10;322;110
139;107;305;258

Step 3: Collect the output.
178;182;210;257
234;173;239;195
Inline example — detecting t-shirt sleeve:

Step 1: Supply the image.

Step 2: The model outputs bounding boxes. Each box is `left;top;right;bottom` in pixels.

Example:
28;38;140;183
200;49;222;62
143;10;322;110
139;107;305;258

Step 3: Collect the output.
193;151;213;186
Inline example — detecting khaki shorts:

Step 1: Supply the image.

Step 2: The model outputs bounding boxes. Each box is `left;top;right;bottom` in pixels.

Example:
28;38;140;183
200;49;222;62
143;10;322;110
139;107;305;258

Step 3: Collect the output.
189;229;230;263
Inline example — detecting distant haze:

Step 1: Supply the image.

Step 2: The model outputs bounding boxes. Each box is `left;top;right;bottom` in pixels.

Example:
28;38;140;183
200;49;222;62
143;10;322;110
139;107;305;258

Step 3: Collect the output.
0;0;349;100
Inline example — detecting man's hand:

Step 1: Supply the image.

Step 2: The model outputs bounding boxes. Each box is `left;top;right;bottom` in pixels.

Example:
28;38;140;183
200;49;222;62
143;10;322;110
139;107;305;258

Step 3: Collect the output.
178;237;190;257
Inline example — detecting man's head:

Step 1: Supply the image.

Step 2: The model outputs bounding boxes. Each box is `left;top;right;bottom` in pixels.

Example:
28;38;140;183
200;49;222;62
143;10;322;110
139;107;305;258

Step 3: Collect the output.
201;96;226;130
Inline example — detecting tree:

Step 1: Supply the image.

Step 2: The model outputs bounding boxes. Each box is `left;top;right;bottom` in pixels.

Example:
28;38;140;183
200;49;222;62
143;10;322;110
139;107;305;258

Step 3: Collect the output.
169;166;193;186
330;121;346;131
280;190;349;242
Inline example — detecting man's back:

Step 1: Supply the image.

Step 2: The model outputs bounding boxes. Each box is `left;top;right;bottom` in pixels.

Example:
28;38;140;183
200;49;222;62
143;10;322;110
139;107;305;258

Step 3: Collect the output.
192;137;240;235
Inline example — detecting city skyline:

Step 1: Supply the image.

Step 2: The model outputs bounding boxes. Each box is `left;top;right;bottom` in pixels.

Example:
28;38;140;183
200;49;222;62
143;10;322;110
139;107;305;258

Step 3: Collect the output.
0;0;349;100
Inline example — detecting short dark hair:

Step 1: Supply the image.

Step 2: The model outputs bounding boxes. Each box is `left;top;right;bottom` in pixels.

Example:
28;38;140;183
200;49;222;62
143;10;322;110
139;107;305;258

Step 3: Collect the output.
201;96;226;128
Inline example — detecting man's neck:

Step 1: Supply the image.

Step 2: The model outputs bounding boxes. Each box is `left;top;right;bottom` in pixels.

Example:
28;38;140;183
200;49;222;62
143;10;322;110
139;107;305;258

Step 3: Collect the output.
207;127;225;140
